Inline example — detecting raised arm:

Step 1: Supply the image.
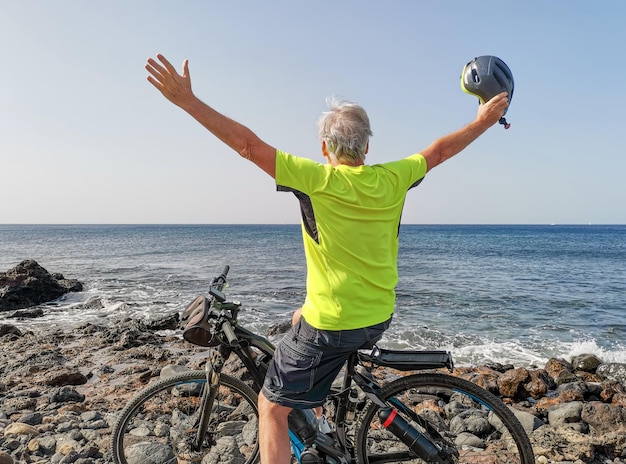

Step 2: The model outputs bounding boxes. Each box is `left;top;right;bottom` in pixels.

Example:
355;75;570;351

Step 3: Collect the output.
145;54;276;178
420;92;509;171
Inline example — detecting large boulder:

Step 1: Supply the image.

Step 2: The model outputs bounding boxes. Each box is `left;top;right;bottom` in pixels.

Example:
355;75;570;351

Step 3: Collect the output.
0;260;83;312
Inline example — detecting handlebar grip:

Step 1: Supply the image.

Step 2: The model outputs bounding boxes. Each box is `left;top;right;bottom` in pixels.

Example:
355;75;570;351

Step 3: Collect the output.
211;265;231;290
221;319;239;347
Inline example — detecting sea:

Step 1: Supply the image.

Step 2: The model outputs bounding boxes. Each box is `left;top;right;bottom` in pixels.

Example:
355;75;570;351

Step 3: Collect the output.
1;224;624;369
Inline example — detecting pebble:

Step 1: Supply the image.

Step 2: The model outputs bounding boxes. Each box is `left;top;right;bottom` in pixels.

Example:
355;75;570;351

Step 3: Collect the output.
0;451;13;464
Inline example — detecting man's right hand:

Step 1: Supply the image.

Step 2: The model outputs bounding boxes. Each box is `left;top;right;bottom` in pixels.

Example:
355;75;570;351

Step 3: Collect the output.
419;91;511;171
146;54;195;109
145;54;277;178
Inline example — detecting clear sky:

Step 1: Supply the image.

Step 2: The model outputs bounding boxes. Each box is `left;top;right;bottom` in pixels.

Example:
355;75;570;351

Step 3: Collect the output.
1;1;624;224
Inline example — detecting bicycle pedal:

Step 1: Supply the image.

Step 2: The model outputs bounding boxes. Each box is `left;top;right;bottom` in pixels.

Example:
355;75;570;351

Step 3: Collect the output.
318;415;333;434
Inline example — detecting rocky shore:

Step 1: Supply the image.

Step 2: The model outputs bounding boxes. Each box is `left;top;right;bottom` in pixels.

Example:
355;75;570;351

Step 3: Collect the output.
1;315;626;464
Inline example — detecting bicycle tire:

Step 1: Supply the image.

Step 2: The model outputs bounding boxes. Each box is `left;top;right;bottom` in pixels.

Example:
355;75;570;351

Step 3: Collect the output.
354;373;534;464
110;370;259;464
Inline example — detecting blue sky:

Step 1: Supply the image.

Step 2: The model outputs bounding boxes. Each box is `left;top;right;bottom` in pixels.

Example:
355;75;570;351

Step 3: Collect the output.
1;1;624;224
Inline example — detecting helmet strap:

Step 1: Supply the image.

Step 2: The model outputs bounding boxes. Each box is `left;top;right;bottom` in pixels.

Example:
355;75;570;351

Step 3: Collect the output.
499;117;511;130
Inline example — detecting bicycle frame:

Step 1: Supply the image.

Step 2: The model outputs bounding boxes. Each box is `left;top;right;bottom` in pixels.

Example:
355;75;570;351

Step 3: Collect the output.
180;267;456;463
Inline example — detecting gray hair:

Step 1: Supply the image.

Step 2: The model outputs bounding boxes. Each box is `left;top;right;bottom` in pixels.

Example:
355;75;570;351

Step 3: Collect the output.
317;97;372;163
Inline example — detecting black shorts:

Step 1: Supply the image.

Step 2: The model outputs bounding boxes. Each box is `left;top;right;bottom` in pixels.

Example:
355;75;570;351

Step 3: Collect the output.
262;316;391;409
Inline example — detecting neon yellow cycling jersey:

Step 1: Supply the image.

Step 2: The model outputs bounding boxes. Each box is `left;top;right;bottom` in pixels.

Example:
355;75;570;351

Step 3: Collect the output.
276;150;427;330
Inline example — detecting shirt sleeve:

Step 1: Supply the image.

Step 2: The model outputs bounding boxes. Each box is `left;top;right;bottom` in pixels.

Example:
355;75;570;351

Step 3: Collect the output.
406;153;427;189
378;153;427;190
275;150;327;194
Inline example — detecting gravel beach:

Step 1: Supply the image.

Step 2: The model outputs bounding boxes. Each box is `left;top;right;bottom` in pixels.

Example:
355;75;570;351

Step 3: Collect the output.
1;315;626;464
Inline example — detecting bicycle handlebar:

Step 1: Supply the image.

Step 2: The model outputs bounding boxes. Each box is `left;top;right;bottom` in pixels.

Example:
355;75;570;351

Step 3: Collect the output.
216;265;239;347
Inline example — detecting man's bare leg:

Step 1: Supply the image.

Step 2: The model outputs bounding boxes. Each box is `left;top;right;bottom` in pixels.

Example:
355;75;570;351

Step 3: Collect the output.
258;390;292;464
291;307;302;325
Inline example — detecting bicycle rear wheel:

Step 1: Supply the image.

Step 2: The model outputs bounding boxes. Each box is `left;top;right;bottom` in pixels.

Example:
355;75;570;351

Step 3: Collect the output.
110;370;259;464
355;373;534;464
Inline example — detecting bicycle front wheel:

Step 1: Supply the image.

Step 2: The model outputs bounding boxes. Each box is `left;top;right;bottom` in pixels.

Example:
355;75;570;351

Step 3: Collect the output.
355;373;534;464
110;370;259;464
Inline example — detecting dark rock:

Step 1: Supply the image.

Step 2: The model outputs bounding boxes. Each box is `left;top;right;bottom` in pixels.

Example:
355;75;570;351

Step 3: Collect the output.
7;308;44;319
554;369;578;386
33;435;57;455
75;297;104;311
0;260;83;312
533;388;585;416
51;387;85;403
76;322;105;335
556;380;603;401
571;353;602;372
600;380;626;403
484;362;514;373
265;320;291;337
19;349;68;372
144;312;179;331
18;412;43;426
545;357;574;379
58;449;79;463
80;411;102;422
78;445;101;458
547;401;583;426
42;368;89;387
469;371;501;394
509;408;545;435
1;397;37;415
525;369;555;400
597;363;626;386
454;366;501;394
497;367;530;398
581;401;626;433
0;324;22;338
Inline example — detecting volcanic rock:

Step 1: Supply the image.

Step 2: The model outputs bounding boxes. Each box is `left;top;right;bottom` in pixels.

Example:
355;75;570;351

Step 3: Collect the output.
0;260;83;312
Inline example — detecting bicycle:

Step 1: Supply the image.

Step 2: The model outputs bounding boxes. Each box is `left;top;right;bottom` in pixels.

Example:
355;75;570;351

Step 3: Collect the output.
110;265;534;464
